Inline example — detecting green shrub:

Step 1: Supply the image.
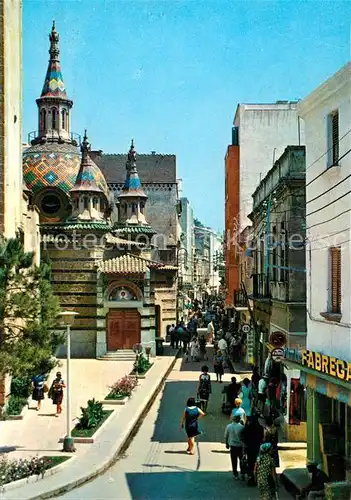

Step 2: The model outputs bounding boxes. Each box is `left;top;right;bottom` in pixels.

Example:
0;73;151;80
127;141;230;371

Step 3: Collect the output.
10;377;31;398
77;398;104;430
7;396;28;415
134;353;151;374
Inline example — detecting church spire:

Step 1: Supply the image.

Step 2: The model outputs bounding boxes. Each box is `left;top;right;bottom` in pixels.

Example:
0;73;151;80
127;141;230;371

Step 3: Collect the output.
34;22;74;144
117;140;149;226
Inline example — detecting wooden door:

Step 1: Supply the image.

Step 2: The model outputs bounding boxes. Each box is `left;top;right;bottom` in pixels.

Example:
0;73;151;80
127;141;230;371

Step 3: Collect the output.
107;309;140;350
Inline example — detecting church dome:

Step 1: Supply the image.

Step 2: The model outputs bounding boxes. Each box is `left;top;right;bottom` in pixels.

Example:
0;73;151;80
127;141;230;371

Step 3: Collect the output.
23;141;81;194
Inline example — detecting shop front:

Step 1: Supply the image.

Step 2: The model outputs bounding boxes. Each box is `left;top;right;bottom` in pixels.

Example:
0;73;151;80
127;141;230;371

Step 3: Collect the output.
284;348;351;483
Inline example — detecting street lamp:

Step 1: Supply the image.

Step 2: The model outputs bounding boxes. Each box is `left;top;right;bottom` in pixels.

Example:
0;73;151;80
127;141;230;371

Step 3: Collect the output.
58;310;79;453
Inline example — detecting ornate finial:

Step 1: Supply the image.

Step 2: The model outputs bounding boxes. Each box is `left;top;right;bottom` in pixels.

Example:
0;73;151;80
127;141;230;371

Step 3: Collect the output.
81;130;91;156
49;21;59;60
127;139;137;167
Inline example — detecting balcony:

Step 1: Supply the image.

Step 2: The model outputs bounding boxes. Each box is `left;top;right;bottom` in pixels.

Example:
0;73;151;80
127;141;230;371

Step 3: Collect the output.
252;273;271;299
233;290;248;308
28;130;81;146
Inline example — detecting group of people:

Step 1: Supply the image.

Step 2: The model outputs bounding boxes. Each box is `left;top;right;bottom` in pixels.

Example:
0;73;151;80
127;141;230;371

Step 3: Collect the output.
31;371;66;416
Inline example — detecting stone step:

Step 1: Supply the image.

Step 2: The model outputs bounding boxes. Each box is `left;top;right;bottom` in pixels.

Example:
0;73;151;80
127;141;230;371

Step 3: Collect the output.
97;350;136;362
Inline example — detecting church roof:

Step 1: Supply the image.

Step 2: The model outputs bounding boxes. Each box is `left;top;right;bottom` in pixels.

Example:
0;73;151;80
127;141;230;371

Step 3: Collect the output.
40;22;69;100
70;131;109;197
99;254;177;275
112;223;156;235
90;151;176;184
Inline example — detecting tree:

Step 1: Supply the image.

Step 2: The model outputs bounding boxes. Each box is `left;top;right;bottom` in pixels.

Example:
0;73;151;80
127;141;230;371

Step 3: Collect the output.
0;238;63;377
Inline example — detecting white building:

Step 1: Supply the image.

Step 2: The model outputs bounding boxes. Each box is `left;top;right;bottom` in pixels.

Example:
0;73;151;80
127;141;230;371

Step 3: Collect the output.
234;102;305;231
179;197;195;287
294;62;351;484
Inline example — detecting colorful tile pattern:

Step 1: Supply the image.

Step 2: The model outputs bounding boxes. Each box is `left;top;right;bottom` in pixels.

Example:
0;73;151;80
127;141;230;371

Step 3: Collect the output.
23;144;81;193
71;155;109;196
41;61;67;99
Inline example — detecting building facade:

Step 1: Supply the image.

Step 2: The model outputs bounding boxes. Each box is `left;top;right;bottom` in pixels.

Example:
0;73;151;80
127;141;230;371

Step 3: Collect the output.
0;0;40;408
293;63;351;486
225;102;305;311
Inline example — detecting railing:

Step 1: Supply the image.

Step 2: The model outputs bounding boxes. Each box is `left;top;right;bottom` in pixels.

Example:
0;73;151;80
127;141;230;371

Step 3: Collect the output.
233;289;248;307
28;130;81;145
252;273;271;299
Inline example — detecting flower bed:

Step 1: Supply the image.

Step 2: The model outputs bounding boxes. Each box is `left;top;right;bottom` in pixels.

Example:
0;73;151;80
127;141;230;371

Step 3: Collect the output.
0;455;70;486
105;375;138;401
130;362;153;376
71;410;113;438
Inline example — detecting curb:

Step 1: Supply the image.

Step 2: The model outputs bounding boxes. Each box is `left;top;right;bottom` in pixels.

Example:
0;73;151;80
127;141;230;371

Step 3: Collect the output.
3;354;178;500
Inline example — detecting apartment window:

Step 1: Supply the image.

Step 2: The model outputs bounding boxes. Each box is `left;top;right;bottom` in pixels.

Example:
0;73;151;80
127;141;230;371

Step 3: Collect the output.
330;247;341;313
328;110;339;167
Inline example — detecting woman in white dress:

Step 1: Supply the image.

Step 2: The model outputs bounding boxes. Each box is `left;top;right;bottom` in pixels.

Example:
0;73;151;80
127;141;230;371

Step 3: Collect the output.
239;377;252;418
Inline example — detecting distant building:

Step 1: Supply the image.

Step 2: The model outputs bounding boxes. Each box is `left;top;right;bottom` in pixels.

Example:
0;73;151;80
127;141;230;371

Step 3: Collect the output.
295;63;351;486
225;102;305;311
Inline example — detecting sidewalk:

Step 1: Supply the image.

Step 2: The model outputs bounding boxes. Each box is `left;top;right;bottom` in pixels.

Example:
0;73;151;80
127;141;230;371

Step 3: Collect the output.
0;352;177;499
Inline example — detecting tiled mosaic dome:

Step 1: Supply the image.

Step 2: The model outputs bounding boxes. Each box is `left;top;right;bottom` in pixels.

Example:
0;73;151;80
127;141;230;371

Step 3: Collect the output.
23;142;109;196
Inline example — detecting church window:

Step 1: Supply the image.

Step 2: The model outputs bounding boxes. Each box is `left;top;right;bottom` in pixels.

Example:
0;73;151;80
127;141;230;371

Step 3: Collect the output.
51;107;57;129
93;197;98;209
75;198;79;209
61;109;66;130
140;202;145;214
123;204;127;214
132;203;137;214
40;109;47;130
84;197;89;209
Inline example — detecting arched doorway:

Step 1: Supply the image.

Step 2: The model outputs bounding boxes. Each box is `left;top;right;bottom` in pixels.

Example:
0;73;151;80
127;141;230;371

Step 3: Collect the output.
107;309;141;350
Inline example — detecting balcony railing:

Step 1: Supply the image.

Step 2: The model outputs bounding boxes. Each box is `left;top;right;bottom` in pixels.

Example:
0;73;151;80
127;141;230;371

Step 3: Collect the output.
28;130;81;146
233;289;248;308
252;273;271;299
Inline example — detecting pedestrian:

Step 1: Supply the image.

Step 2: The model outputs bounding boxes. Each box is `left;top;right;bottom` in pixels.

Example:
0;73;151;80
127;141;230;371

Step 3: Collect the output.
48;371;66;417
190;337;200;362
224;376;241;409
31;373;46;411
263;416;280;468
207;320;215;344
258;376;268;415
254;442;278;500
213;349;224;382
224;414;244;480
180;397;205;455
297;461;329;499
267;378;278;412
198;334;208;361
243;412;264;486
169;324;176;349
239;377;253;419
231;397;246;424
198;365;212;412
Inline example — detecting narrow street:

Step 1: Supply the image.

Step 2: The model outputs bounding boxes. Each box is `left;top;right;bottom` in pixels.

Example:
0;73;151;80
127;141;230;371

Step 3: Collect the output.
57;350;299;500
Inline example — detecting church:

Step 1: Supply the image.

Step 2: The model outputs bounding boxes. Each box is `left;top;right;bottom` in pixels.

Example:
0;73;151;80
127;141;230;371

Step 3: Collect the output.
23;23;178;358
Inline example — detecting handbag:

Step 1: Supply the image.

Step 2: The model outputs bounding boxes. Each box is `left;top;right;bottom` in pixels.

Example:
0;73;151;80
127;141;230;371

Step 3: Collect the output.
43;382;49;393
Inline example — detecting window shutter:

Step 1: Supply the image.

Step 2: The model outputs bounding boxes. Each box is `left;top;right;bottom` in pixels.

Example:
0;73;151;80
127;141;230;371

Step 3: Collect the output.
332;111;339;165
331;247;341;313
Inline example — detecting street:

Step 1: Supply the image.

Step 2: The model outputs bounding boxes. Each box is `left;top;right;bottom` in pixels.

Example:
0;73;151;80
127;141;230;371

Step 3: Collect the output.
57;351;301;500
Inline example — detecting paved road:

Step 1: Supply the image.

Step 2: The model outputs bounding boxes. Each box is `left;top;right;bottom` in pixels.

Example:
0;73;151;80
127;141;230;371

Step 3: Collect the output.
58;352;296;499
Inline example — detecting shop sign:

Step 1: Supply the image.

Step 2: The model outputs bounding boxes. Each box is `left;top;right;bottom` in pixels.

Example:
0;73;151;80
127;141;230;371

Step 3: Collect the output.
284;348;351;382
300;350;351;382
269;331;287;348
271;348;285;362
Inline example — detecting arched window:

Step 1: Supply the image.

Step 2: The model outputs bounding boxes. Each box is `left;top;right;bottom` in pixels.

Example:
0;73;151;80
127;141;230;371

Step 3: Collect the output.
93;197;98;209
51;107;57;129
123;204;127;214
61;109;66;130
132;203;137;214
40;109;47;130
75;198;79;209
84;197;89;209
140;202;145;214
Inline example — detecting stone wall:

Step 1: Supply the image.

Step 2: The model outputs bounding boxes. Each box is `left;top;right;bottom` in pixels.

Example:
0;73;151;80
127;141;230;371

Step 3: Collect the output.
43;242;103;358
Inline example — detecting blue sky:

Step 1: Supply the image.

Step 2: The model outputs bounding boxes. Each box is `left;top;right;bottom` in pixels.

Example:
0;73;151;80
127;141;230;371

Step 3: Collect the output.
23;0;350;231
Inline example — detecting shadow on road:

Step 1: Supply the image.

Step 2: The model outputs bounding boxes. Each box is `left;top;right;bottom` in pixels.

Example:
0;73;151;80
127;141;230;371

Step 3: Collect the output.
150;380;229;443
125;471;261;499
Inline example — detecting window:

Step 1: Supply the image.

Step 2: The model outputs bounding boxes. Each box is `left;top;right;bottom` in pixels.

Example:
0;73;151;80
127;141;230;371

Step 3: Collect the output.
132;203;136;214
51;107;57;129
93;197;98;209
328;110;339;167
61;109;66;130
140;202;145;214
84;197;89;209
272;226;277;281
123;203;127;214
40;109;46;130
330;247;341;313
41;194;61;215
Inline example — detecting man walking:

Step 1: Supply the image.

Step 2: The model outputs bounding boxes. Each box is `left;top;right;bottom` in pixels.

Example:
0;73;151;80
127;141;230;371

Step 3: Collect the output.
169;324;176;349
224;414;244;479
